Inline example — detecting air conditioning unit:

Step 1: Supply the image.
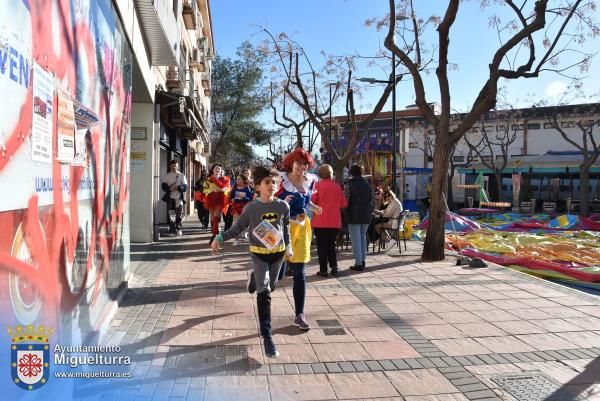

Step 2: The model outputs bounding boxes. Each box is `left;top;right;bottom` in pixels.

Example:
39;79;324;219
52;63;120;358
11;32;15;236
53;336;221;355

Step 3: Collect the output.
195;141;204;155
190;48;202;68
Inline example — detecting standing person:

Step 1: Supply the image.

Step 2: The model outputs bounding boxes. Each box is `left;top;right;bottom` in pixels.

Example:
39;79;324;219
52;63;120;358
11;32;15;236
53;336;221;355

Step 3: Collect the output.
204;163;231;243
311;164;347;276
276;147;322;331
161;160;188;237
194;171;209;230
229;174;254;245
211;166;291;358
223;168;236;230
346;165;372;271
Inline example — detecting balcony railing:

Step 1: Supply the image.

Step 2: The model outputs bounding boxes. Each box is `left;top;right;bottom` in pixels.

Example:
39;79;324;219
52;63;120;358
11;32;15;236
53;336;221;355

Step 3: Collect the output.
182;0;197;30
166;64;186;89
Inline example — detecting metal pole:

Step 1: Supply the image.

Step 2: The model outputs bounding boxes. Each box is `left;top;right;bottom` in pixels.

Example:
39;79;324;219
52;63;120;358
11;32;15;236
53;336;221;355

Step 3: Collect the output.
391;53;397;194
329;84;332;164
400;126;405;206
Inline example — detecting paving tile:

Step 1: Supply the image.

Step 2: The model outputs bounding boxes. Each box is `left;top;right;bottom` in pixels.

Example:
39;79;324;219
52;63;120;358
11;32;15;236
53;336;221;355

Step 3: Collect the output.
453;322;507;337
269;374;336;401
363;340;420;360
385;368;458;396
470;309;518;322
349;326;403;342
328;372;400;399
312;342;370;362
204;376;268;401
413;324;466;340
555;331;600;348
507;308;555;320
489;320;546;335
431;338;490;356
263;343;318;364
403;394;469;401
474;336;536;354
437;311;484;324
365;360;384;371
516;333;579;351
565;316;600;331
351;360;369;372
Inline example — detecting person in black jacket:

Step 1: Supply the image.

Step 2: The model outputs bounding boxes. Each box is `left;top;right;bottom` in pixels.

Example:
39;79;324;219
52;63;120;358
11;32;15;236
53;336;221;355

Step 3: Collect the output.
346;164;372;271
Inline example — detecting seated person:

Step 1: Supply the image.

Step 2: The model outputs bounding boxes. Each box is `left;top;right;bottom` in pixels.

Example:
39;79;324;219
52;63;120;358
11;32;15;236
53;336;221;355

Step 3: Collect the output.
374;189;403;240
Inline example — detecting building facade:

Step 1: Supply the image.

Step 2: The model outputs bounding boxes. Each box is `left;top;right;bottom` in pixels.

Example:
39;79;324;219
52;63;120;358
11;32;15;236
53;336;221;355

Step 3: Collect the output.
327;103;600;211
0;0;214;366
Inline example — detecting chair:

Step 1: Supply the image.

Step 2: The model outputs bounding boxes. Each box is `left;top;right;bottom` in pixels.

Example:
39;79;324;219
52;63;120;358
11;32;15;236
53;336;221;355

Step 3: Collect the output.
542;201;557;213
520;201;533;213
336;228;350;252
378;211;409;254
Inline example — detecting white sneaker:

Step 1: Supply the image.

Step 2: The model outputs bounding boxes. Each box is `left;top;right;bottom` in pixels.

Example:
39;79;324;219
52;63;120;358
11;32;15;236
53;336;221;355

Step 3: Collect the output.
233;239;240;246
176;230;183;237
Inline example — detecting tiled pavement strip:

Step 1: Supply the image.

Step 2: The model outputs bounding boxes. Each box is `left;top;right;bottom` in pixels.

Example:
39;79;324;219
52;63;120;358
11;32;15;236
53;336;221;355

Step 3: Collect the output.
94;221;600;401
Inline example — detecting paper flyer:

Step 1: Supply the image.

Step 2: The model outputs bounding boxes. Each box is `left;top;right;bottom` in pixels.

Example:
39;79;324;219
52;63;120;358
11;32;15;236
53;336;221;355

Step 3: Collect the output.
252;219;283;250
73;128;88;166
56;88;76;163
31;63;54;163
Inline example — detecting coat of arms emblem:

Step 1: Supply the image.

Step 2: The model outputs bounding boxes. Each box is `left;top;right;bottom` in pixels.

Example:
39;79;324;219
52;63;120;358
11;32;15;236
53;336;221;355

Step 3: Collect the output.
8;325;54;390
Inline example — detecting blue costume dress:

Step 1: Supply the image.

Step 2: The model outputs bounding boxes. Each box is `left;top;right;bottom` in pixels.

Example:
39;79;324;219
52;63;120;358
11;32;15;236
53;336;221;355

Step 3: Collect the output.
275;172;318;263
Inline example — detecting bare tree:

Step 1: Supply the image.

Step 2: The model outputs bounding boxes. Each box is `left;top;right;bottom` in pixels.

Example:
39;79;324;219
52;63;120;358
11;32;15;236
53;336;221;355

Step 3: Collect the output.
542;103;600;216
270;83;322;153
464;113;519;201
382;0;597;260
261;29;404;184
410;125;473;210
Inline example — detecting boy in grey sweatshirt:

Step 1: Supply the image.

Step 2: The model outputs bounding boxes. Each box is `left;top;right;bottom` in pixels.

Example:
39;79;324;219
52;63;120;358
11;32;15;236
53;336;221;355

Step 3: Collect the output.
211;166;291;358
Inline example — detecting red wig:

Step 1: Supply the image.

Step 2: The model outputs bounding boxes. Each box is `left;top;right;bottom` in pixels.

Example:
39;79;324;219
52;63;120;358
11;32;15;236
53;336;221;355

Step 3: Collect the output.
281;147;316;172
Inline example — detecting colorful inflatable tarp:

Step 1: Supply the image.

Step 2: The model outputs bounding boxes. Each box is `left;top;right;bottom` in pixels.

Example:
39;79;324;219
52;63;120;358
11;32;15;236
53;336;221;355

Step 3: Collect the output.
415;212;600;283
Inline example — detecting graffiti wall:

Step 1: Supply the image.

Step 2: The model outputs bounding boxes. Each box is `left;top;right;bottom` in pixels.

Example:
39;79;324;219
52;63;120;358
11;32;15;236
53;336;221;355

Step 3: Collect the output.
0;0;132;358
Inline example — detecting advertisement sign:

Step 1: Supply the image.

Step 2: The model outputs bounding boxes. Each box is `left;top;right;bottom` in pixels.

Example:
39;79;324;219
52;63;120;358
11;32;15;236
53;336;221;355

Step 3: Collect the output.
56;88;76;162
31;63;54;164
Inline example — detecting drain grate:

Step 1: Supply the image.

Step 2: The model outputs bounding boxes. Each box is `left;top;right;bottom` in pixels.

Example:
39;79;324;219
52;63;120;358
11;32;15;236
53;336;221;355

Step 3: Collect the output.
316;319;342;327
323;327;347;336
490;372;584;401
163;345;250;376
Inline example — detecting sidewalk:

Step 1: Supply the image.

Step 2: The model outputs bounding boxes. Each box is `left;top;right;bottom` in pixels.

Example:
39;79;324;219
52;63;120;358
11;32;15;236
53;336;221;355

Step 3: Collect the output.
99;220;599;401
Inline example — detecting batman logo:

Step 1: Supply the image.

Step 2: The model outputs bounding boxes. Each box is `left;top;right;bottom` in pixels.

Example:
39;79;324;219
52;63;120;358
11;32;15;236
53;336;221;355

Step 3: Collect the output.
261;213;279;223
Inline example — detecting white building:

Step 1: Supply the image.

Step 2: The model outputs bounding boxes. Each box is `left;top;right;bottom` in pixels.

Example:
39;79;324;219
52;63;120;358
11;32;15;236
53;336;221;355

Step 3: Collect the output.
123;0;214;242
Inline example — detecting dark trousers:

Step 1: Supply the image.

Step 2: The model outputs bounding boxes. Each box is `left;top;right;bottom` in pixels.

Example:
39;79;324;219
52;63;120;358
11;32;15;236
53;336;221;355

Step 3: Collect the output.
286;262;306;316
223;207;234;230
314;228;339;273
195;201;209;228
168;198;183;233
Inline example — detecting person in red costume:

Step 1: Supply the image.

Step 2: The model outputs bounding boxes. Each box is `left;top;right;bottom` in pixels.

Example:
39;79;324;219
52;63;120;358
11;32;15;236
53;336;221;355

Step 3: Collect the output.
204;163;231;242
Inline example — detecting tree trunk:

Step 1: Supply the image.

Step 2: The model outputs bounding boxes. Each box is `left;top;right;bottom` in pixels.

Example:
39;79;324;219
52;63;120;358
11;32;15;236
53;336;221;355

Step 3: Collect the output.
580;167;590;217
334;162;344;186
495;172;503;202
422;138;452;261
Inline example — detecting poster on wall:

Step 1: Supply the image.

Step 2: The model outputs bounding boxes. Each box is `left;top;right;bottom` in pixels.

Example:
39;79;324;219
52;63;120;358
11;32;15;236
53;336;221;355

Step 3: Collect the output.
73;128;88;166
31;63;54;163
56;88;76;162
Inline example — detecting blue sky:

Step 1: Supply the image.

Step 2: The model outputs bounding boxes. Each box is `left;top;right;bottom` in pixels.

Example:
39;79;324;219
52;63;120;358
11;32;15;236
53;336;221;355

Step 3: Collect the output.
211;0;599;152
